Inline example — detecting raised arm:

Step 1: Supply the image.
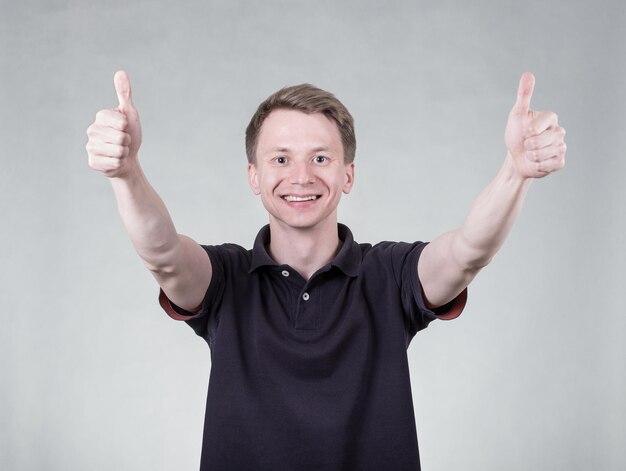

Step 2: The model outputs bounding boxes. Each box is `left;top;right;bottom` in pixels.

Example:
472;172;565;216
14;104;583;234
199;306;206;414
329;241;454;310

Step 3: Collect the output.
418;73;566;308
86;71;211;312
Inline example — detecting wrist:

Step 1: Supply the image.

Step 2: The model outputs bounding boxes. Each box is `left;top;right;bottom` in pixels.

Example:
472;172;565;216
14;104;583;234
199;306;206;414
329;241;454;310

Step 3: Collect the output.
108;162;147;196
109;158;143;183
503;151;532;187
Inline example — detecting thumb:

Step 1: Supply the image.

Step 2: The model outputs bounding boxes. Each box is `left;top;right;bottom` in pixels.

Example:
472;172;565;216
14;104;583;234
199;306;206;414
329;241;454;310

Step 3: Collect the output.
513;72;535;114
114;70;134;111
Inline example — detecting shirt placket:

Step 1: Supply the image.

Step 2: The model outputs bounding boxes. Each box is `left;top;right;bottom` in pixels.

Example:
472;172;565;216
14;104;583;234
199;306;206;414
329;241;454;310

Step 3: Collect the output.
278;267;320;331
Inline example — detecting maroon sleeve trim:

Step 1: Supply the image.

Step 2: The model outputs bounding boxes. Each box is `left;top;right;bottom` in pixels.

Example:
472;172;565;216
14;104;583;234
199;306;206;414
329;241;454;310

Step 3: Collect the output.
158;289;202;321
434;288;467;321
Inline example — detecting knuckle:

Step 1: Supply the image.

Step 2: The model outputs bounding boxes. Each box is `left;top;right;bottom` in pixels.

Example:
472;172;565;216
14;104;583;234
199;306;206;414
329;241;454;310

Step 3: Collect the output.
85;141;101;155
114;144;129;159
88;155;102;171
86;124;101;137
118;115;128;129
118;132;130;146
109;145;122;158
95;109;109;121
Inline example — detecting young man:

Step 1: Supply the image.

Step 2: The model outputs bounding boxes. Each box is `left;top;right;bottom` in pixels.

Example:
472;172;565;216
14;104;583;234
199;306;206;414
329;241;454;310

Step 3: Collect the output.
86;71;565;470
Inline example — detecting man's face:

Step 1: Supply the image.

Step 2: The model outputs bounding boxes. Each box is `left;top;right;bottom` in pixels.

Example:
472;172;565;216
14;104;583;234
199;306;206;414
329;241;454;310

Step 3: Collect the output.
248;109;355;231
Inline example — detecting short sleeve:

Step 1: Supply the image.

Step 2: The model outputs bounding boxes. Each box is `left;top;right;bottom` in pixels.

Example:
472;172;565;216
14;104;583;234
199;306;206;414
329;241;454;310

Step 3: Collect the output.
158;245;227;347
393;242;467;340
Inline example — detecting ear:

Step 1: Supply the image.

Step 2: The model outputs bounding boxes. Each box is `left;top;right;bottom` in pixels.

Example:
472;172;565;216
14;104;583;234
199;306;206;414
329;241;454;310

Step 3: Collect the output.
342;162;355;194
248;163;261;195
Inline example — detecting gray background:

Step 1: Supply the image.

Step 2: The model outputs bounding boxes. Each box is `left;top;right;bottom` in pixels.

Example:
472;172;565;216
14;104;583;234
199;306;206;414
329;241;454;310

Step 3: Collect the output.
1;0;624;470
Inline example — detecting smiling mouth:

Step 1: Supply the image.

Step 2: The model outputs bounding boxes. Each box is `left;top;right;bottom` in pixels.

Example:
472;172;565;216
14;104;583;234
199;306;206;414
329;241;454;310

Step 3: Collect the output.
282;195;320;202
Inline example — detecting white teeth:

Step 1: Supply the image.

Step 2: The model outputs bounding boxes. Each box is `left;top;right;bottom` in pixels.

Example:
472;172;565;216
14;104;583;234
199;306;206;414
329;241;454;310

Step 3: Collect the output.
283;195;318;202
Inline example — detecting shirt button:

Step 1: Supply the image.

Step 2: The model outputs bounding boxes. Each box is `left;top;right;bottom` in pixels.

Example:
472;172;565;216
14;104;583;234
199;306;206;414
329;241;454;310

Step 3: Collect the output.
302;292;310;301
281;270;290;277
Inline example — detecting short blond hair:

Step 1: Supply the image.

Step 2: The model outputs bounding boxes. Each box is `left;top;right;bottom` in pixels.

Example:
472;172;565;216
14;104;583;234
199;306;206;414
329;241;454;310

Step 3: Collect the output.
245;84;356;164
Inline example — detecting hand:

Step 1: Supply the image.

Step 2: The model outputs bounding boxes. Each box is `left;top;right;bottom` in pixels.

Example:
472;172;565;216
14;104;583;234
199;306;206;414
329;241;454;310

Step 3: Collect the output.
504;72;566;179
86;71;143;178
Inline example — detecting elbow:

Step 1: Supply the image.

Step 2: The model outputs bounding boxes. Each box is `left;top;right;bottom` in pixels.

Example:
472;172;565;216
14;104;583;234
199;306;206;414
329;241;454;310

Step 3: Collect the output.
146;261;178;279
140;239;184;278
463;253;494;272
451;232;495;273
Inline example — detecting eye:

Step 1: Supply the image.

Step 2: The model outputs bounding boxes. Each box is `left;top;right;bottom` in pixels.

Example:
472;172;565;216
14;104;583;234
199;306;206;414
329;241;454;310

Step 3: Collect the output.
314;155;328;164
274;156;288;165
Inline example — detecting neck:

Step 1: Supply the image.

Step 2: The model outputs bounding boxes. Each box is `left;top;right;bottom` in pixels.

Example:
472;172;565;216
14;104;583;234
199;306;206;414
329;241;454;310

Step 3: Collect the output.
267;217;341;280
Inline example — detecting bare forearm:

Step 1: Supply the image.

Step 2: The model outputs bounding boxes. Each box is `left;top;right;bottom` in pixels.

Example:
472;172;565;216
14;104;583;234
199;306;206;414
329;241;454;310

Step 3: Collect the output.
420;155;530;307
109;167;182;274
451;153;530;270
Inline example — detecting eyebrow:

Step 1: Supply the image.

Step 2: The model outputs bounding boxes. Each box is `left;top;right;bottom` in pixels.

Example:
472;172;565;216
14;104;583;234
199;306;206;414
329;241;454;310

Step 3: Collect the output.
269;146;332;153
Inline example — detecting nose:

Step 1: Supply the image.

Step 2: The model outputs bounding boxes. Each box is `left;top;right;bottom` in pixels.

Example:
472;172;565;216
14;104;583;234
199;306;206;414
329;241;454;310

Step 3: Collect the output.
289;160;315;185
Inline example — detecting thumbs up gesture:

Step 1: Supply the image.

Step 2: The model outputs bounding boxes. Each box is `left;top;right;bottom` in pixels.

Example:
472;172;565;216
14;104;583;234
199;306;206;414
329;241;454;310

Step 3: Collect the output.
504;73;566;179
86;71;143;178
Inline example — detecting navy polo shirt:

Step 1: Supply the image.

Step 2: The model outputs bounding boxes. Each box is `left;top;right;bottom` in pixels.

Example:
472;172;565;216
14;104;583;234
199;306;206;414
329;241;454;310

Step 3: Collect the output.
159;224;466;471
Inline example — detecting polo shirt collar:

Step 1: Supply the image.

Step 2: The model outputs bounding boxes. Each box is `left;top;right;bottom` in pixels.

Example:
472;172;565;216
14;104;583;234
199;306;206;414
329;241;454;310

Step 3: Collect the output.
249;223;360;277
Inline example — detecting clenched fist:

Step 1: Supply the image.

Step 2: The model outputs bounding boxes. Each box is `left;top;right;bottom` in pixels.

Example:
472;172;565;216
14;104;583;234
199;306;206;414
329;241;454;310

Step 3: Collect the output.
86;71;142;178
505;72;566;179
